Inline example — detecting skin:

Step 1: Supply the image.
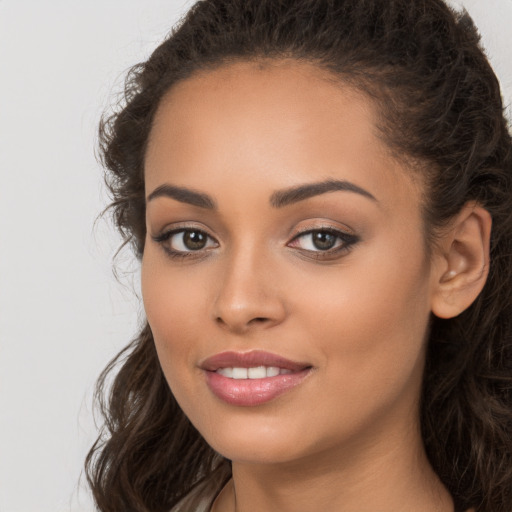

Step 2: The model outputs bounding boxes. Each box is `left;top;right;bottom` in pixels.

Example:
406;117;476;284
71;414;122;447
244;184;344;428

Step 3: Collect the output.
142;60;488;512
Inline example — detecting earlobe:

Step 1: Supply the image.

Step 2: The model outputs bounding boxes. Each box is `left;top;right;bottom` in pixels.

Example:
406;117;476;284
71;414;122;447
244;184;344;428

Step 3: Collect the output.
431;203;492;319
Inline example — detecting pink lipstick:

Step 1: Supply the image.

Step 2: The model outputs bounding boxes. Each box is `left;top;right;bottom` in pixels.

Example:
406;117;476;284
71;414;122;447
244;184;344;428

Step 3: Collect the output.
201;350;312;406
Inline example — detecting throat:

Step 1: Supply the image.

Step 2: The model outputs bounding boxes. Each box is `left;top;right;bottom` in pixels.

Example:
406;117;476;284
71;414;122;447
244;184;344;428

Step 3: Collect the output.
210;442;454;512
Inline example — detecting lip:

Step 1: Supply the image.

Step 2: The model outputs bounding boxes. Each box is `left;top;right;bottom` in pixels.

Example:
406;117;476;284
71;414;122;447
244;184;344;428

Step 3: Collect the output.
200;350;311;372
201;350;313;407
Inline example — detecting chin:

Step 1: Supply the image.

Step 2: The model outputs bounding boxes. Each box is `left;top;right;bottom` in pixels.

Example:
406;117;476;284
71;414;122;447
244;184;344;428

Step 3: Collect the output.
187;408;311;464
207;432;307;465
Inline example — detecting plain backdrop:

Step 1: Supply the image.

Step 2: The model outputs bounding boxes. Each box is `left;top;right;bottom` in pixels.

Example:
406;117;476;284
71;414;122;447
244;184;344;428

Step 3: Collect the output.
0;1;510;511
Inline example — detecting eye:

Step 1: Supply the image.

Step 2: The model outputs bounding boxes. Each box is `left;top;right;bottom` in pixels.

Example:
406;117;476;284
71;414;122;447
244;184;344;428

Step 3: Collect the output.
288;228;358;255
153;228;218;257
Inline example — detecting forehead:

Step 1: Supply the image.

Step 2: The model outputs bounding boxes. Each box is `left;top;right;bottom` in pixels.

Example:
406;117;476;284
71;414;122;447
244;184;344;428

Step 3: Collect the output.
144;59;422;209
148;60;376;159
160;59;369;120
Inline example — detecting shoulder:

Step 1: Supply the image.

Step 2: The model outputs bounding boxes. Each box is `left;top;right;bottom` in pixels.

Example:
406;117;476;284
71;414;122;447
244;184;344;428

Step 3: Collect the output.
169;483;216;512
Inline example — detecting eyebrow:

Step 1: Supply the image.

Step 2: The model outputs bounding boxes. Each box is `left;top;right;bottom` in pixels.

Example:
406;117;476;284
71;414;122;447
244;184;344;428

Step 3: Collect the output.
270;179;377;208
146;178;377;210
147;184;216;209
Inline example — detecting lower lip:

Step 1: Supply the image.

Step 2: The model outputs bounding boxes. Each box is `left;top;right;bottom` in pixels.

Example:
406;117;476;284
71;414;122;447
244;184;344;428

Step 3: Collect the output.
204;368;312;406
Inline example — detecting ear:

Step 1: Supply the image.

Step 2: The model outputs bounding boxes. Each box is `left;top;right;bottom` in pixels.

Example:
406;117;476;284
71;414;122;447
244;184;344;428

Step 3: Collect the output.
430;202;492;319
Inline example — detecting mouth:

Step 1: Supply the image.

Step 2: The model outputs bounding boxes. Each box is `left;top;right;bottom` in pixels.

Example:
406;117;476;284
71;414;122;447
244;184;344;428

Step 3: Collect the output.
200;350;313;406
201;349;311;372
215;366;294;378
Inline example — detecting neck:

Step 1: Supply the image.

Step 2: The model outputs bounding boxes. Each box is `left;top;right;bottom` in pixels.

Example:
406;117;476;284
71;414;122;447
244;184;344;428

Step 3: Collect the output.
212;417;453;512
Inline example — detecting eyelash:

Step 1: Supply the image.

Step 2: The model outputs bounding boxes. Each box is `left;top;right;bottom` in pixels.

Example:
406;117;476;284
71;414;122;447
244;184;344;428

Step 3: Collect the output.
152;228;219;260
152;226;359;261
288;227;359;259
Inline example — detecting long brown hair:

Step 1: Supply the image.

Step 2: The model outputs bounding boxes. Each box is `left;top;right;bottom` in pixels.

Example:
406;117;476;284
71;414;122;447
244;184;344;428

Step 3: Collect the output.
86;1;512;511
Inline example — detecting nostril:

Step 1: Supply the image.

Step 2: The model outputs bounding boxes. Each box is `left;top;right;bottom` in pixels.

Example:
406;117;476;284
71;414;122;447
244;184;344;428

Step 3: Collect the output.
215;315;270;329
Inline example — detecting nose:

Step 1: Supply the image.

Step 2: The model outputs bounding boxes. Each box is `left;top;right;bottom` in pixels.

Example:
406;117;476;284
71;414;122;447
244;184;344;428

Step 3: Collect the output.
212;248;287;334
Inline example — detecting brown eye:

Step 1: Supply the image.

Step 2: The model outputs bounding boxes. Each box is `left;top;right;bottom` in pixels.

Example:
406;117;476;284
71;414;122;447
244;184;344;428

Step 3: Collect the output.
182;230;208;250
288;228;359;257
311;231;337;250
154;228;218;255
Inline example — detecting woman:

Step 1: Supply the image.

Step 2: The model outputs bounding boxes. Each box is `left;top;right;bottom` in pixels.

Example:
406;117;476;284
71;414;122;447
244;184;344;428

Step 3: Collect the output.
86;0;512;511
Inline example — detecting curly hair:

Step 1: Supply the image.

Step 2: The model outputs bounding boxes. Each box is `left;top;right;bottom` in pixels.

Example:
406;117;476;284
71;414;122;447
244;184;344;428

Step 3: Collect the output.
85;1;512;511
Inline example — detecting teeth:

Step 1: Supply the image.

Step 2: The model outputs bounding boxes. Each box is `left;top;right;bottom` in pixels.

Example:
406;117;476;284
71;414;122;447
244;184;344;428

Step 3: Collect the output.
216;366;290;379
232;367;248;379
266;366;280;377
217;367;233;378
247;366;266;379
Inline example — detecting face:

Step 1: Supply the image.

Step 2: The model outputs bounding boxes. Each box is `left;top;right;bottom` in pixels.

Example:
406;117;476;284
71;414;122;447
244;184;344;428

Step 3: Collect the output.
142;60;435;466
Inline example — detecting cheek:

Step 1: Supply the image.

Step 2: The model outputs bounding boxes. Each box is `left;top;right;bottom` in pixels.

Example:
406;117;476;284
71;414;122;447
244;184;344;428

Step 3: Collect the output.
298;240;432;399
141;255;216;427
141;250;206;376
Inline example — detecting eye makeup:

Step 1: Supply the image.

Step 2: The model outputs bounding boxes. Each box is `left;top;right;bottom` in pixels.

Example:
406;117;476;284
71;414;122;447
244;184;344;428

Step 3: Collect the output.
151;222;360;262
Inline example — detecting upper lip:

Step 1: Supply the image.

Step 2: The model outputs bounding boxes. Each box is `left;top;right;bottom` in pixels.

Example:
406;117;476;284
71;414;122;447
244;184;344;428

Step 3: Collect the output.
200;350;311;372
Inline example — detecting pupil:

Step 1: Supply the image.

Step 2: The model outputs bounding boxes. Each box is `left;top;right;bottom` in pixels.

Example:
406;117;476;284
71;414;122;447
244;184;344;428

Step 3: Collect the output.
184;231;207;250
312;232;336;250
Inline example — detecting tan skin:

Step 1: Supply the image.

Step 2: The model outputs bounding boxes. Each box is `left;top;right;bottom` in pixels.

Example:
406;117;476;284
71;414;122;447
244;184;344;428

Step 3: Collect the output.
142;60;489;512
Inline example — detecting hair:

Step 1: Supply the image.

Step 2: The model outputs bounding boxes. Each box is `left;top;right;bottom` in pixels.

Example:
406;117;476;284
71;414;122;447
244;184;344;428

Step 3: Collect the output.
85;1;512;511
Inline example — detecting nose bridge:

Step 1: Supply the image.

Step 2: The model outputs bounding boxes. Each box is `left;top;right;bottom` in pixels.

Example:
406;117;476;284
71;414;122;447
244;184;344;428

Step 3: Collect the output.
212;238;285;332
